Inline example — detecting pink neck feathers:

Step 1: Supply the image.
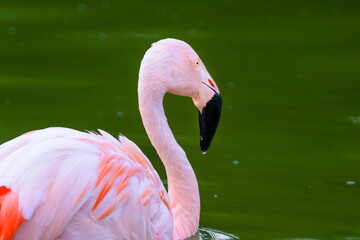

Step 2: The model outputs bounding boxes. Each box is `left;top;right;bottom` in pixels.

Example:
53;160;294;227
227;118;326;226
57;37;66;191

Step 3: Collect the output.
138;74;200;239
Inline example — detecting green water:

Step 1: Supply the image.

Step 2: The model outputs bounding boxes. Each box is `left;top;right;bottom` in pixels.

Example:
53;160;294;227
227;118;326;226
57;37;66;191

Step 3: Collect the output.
1;0;360;239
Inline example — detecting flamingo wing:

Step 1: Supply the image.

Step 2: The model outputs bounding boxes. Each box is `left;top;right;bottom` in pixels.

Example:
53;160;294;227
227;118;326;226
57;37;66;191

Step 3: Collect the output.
0;127;172;240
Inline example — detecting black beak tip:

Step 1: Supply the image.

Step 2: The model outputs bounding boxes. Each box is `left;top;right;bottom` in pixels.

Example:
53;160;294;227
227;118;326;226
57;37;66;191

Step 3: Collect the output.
200;136;208;154
199;93;222;153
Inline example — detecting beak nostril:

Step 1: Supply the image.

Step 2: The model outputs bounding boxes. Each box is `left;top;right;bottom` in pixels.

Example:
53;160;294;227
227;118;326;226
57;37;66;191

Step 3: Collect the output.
208;79;215;88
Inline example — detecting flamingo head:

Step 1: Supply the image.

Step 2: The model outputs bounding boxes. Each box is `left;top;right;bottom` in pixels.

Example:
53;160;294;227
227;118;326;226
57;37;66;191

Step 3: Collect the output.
140;38;222;153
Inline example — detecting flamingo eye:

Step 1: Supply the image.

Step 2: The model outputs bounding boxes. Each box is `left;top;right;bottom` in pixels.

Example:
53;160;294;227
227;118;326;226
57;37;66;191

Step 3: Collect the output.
194;60;200;67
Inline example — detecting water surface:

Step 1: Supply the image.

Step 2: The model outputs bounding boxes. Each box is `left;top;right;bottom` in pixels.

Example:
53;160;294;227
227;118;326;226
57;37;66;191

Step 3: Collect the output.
1;0;359;239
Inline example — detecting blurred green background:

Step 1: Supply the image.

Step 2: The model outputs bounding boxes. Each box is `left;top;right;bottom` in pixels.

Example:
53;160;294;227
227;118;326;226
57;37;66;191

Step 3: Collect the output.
1;0;360;239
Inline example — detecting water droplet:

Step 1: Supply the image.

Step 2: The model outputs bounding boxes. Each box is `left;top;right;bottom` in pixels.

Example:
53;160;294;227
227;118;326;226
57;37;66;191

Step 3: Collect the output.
201;150;206;155
196;19;204;28
157;6;165;13
342;236;360;240
98;33;107;41
116;111;124;117
227;81;234;88
62;18;69;24
213;194;218;198
1;11;16;19
172;14;180;22
128;32;159;39
299;9;308;17
7;26;16;35
101;1;110;10
189;29;198;36
77;3;87;12
252;51;260;57
349;116;360;125
346;181;356;185
283;238;320;240
232;160;239;165
330;8;338;16
296;73;304;80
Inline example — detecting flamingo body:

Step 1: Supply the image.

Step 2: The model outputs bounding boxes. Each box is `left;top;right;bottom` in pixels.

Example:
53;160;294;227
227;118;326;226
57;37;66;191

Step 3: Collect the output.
0;128;172;240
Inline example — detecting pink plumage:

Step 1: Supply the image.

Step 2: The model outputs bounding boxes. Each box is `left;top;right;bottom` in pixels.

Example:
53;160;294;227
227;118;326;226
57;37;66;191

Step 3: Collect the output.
0;38;222;240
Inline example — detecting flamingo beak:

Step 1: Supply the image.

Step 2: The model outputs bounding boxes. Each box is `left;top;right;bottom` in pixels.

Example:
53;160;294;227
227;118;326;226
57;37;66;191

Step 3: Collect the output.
198;92;222;154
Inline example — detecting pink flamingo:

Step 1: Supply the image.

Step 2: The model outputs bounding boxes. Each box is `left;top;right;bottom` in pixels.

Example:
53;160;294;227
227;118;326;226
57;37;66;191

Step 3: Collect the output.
0;38;222;240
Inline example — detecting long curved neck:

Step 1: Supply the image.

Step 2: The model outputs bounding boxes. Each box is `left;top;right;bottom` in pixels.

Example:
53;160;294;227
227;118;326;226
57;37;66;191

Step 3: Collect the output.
138;80;200;239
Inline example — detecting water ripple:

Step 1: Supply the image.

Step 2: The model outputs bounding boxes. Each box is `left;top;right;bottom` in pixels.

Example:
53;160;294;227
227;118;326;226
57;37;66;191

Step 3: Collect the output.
188;228;240;240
